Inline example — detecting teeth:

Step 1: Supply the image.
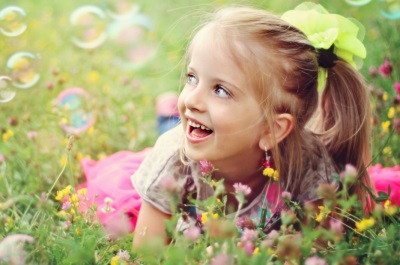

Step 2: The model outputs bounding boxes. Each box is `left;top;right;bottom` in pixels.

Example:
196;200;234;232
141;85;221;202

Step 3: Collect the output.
188;120;211;131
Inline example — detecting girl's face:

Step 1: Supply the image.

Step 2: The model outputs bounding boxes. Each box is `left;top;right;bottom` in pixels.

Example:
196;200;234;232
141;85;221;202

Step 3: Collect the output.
178;28;266;171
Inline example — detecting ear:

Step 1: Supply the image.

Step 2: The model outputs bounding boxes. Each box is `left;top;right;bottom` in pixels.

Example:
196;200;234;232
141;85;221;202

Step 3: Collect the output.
258;113;294;150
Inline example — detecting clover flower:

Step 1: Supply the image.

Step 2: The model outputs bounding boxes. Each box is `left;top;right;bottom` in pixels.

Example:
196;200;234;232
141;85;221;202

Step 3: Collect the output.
183;226;201;242
379;59;393;78
200;160;214;176
233;183;251;197
305;256;328;265
240;228;258;243
394;82;400;94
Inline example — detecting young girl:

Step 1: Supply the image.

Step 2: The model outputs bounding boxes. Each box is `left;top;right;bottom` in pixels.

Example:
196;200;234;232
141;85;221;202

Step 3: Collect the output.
129;3;374;247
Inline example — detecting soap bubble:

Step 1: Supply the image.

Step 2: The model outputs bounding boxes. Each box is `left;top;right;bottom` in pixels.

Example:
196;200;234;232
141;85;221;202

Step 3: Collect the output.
345;0;372;6
0;76;16;103
6;52;40;89
0;6;27;37
56;87;95;135
379;0;400;20
70;5;108;49
105;0;140;21
107;13;157;70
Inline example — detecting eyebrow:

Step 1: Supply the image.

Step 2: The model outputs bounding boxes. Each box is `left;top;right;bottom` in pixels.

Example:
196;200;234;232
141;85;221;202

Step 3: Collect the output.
187;65;246;96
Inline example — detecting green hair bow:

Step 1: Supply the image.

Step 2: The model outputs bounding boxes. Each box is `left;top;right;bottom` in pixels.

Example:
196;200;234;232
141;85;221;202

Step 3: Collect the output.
281;2;367;91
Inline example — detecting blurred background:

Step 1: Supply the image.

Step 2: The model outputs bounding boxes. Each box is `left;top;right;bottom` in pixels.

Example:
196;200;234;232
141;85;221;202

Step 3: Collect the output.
0;0;399;192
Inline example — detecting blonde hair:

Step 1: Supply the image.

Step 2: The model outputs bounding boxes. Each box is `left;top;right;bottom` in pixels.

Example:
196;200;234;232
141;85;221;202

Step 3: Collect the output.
183;6;374;210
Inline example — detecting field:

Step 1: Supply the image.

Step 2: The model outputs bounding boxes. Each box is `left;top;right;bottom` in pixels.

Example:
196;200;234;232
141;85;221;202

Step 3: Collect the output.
1;0;399;264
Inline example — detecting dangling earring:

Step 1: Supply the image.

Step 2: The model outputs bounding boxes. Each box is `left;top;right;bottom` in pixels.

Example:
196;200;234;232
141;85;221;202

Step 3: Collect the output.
262;148;279;181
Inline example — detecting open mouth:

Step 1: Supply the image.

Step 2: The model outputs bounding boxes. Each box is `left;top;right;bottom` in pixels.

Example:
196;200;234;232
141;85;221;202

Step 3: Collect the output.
188;120;213;138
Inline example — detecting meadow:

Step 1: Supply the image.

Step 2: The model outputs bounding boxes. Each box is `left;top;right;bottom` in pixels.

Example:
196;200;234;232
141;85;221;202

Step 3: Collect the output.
0;0;399;264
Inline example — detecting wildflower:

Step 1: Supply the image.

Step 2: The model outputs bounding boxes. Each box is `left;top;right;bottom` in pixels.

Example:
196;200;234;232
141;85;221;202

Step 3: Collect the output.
2;129;13;142
394;118;400;134
59;154;67;167
210;254;233;265
26;131;37;140
101;197;115;213
0;154;5;163
383;92;388;101
281;210;297;225
116;250;130;261
242;241;255;256
383;147;392;155
340;164;358;183
87;70;100;83
110;256;121;265
305;256;328;265
55;185;72;201
205;219;237;240
384;200;397;216
200;160;214;176
395;82;400;94
62;221;71;230
104;214;132;240
281;191;292;201
61;201;72;211
46;81;54;90
355;217;375;232
315;206;331;222
69;194;79;205
329;219;344;240
183;226;201;242
7;117;18;126
263;167;279;181
379;58;393;78
201;212;218;224
240;228;258;243
77;188;87;196
0;234;34;265
233;183;251;196
388;107;395;119
87;126;94;135
381;121;391;133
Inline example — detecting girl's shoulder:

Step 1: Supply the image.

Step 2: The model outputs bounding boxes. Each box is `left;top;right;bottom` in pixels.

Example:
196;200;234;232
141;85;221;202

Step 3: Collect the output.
132;125;200;214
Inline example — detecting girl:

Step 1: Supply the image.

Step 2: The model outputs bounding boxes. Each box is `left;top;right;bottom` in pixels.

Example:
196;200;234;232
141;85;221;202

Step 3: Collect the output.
130;4;374;248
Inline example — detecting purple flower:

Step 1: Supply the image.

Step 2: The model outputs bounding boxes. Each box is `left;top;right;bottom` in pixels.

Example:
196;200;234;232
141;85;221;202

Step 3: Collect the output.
183;226;201;242
379;59;393;78
199;160;214;176
305;256;328;265
233;183;251;196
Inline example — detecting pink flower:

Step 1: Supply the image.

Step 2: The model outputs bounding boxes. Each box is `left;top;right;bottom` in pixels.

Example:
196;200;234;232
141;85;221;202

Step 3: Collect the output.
379;59;393;78
329;219;344;236
393;118;400;134
183;226;201;242
340;164;358;183
0;234;34;265
210;254;233;265
26;131;38;140
61;201;72;211
394;82;400;94
305;256;328;265
0;154;5;163
199;160;214;176
116;249;130;261
369;66;378;78
281;191;292;201
240;228;258;242
369;164;400;206
233;183;251;196
103;214;132;240
242;241;255;256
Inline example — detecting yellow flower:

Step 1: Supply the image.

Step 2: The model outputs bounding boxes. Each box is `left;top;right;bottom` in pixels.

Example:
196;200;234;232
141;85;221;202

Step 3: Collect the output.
273;170;279;181
78;188;87;196
381;121;391;133
263;167;275;178
384;200;397;216
2;129;14;142
315;206;331;222
388;107;395;119
383;147;392;155
355;217;375;232
87;126;94;135
201;212;208;224
383;92;388;101
212;213;219;219
253;247;260;255
69;194;79;205
110;256;121;265
87;70;100;83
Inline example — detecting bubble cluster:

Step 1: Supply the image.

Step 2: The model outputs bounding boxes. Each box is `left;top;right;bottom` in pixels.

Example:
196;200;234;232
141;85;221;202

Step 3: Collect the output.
379;0;400;20
69;1;157;69
56;87;96;135
6;52;40;89
70;5;108;49
0;6;27;37
0;76;16;103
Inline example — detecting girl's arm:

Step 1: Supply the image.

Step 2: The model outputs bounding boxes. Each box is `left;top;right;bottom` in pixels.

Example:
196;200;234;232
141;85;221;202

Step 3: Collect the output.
132;201;171;249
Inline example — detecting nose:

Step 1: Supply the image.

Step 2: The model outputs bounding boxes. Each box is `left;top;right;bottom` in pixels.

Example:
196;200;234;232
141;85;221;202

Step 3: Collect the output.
183;83;206;112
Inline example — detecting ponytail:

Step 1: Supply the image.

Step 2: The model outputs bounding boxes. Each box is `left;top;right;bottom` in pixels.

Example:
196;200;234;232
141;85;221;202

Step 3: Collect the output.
310;59;375;211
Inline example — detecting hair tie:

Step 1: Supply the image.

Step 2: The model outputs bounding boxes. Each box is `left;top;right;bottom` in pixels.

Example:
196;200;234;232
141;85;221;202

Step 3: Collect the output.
316;45;337;68
281;2;366;90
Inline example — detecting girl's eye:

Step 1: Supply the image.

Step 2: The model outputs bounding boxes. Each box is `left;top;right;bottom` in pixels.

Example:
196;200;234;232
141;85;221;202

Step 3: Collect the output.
187;74;197;85
215;85;230;98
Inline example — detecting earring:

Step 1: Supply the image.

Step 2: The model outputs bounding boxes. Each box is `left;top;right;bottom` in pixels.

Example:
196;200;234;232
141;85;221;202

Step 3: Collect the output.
262;148;279;181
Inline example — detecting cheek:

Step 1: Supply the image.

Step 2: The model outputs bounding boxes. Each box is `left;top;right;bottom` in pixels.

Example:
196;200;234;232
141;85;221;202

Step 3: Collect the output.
177;90;187;115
